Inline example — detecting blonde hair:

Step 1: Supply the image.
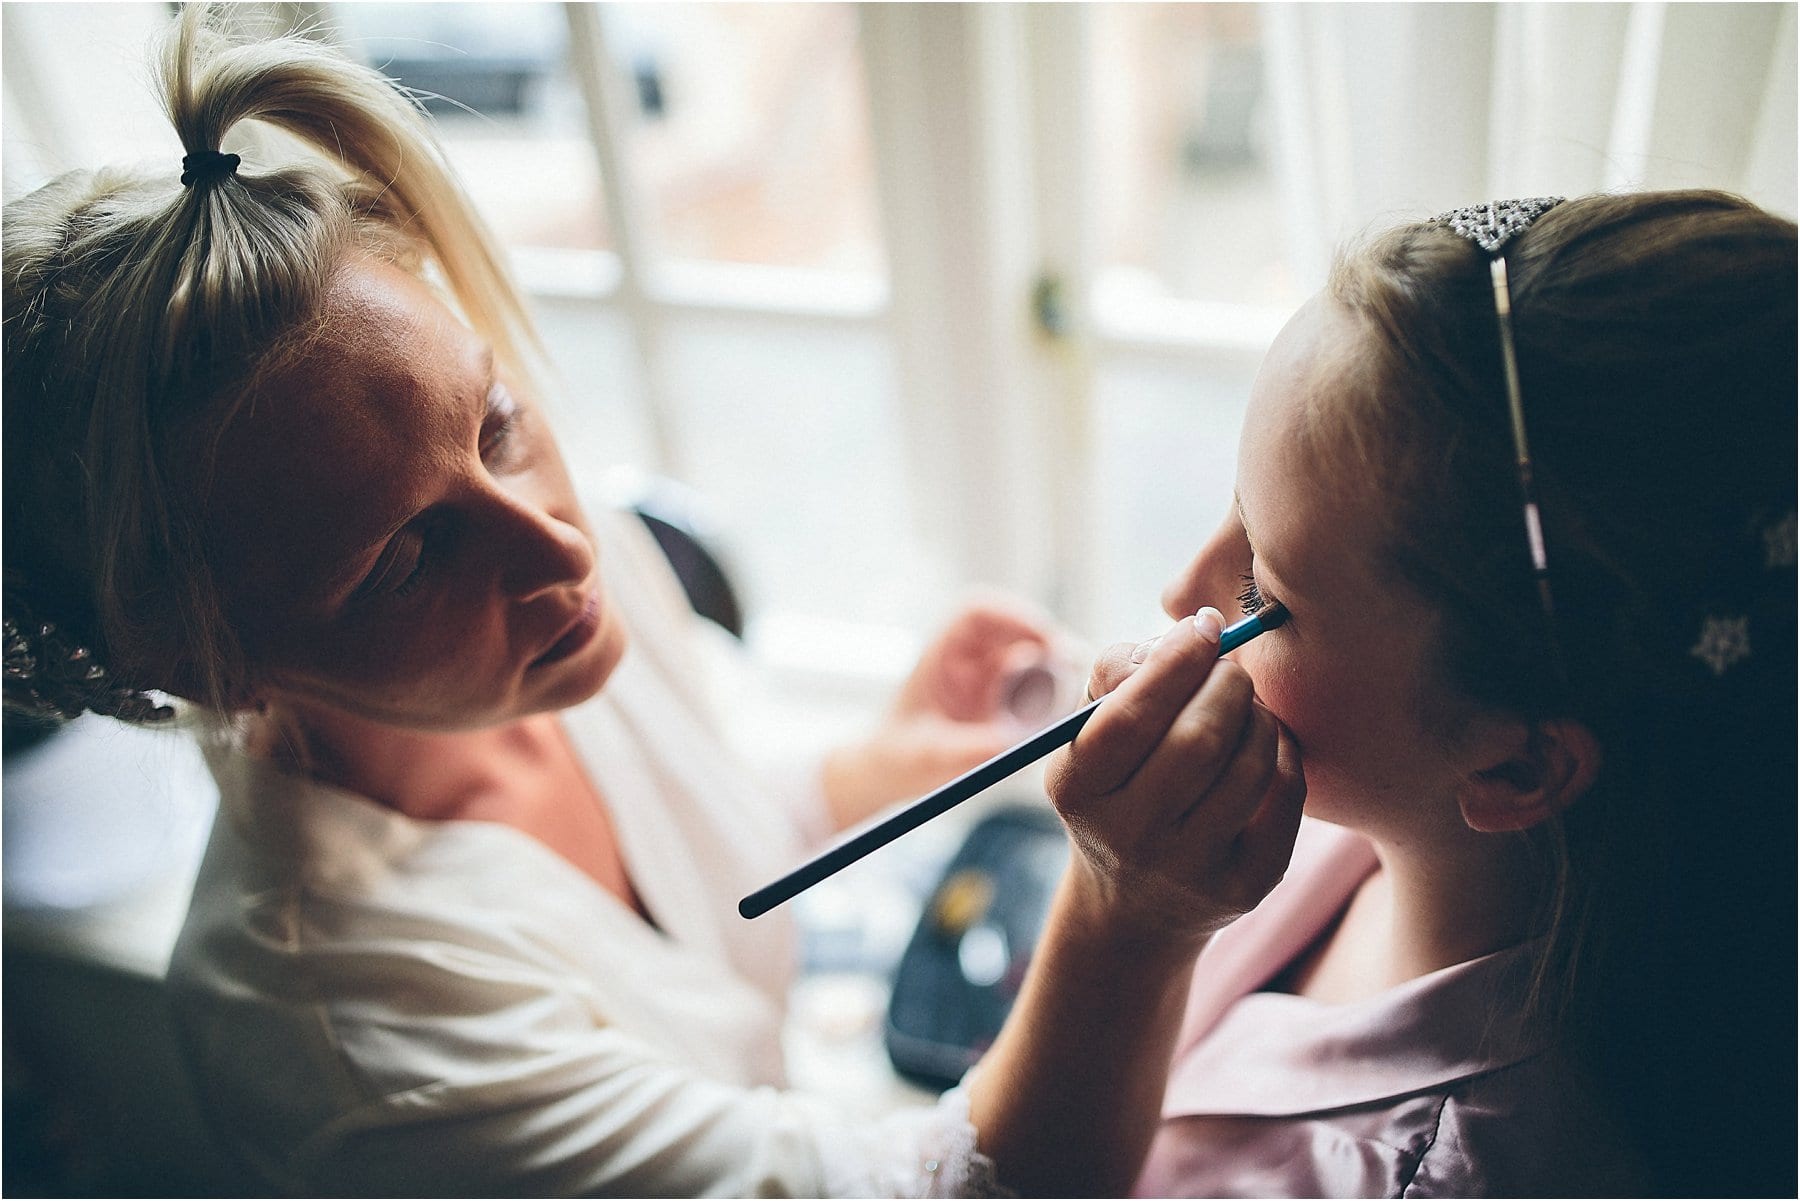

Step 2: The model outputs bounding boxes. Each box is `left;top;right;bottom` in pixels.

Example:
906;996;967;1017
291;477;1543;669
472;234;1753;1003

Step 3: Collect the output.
4;4;539;717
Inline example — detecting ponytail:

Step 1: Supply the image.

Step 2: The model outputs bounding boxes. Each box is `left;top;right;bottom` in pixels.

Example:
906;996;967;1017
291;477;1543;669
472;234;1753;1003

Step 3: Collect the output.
3;3;541;719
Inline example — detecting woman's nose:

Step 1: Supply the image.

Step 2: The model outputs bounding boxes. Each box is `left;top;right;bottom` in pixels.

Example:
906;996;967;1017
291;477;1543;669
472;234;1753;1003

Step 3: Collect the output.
492;497;594;600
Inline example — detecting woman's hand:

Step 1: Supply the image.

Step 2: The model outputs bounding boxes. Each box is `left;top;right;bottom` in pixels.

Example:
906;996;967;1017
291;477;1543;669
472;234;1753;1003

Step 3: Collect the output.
821;597;1072;829
970;608;1304;1195
1045;606;1306;952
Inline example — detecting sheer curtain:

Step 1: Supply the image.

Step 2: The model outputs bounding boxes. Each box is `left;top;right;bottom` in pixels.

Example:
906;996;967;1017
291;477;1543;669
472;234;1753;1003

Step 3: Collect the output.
1262;2;1796;293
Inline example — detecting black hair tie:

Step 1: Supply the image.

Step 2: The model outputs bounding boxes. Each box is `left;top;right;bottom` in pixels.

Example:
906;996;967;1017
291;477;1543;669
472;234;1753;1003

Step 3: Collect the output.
180;150;241;187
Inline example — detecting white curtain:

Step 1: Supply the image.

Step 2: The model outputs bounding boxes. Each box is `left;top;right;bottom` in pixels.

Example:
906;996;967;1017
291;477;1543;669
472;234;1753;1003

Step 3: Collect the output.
1263;1;1797;291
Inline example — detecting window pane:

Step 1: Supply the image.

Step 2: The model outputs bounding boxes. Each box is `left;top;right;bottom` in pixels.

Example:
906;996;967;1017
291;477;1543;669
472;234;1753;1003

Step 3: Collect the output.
2;4;176;200
1091;3;1297;307
532;299;657;476
658;316;942;630
605;3;885;275
1092;356;1256;638
330;2;610;251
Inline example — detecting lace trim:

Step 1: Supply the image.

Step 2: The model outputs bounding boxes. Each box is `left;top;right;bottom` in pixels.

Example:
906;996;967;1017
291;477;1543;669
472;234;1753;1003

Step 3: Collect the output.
915;1081;1011;1199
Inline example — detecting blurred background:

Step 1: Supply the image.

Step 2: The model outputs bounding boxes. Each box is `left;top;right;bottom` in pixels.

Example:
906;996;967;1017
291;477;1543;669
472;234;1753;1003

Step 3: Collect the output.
4;2;1794;1193
9;2;1792;658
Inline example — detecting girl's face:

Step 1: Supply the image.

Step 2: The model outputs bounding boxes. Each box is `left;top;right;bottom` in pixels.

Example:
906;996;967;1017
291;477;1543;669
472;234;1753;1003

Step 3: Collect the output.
195;259;626;730
1160;296;1486;844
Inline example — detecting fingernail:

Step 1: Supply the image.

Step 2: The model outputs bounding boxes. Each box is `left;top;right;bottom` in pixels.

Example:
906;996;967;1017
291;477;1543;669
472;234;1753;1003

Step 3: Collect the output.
1130;636;1160;663
1193;606;1225;644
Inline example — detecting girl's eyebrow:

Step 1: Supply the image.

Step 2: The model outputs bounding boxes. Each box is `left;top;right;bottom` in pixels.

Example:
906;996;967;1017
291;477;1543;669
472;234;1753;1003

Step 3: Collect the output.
1234;489;1259;556
1235;487;1300;607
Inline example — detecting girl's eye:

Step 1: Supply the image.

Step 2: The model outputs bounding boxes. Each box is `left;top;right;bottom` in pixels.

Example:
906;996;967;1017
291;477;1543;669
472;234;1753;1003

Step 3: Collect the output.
1237;570;1268;616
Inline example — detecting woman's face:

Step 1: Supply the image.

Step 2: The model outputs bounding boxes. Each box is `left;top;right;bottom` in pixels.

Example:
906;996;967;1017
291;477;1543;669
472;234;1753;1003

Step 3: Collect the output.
195;258;626;730
1160;296;1483;843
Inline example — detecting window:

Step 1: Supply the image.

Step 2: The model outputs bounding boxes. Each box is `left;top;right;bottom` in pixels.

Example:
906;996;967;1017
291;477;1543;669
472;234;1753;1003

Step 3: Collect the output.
609;3;884;275
332;2;611;252
1092;3;1298;309
6;1;1793;666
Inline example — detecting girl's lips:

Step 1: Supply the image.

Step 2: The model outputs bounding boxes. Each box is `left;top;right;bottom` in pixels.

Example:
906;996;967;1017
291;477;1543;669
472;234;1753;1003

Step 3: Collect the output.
531;594;602;668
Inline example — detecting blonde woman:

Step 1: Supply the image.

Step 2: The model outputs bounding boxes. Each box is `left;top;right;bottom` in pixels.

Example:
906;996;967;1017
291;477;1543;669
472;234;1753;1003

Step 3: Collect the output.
4;10;1302;1195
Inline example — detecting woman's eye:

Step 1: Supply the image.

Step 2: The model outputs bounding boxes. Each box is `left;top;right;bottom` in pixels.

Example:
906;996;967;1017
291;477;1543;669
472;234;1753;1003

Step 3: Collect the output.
355;530;429;603
481;383;521;464
390;540;431;598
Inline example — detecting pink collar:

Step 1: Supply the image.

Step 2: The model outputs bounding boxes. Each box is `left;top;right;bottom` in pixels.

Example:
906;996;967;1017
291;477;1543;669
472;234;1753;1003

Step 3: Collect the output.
1163;819;1550;1117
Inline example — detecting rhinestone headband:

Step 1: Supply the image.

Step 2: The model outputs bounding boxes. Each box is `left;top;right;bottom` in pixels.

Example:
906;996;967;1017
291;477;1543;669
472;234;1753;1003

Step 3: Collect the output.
1430;197;1567;665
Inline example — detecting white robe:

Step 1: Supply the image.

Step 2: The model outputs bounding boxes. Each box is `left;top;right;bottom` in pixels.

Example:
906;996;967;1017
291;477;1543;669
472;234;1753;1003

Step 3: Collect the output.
168;511;994;1197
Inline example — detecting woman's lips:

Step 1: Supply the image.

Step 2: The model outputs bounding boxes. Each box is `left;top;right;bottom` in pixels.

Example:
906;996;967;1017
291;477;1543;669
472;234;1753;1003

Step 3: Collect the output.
531;593;602;668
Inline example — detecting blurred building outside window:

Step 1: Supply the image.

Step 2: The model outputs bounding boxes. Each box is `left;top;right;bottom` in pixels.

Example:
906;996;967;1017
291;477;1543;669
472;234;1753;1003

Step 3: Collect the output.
330;2;612;252
1092;3;1299;311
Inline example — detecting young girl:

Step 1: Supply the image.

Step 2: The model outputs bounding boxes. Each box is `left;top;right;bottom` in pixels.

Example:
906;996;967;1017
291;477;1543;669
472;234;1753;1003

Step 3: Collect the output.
3;10;1303;1196
1097;191;1795;1196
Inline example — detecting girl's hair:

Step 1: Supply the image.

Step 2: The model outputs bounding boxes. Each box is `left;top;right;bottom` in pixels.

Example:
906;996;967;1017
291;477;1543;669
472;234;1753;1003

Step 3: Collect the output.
1326;191;1796;1196
3;5;538;720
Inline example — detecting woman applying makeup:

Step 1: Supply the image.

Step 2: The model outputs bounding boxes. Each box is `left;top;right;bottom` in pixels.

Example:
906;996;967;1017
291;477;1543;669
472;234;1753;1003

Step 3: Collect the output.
3;10;1302;1195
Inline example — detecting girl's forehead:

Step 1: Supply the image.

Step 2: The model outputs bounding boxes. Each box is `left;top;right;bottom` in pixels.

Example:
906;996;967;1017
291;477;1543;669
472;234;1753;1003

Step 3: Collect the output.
1242;299;1372;495
1237;298;1396;597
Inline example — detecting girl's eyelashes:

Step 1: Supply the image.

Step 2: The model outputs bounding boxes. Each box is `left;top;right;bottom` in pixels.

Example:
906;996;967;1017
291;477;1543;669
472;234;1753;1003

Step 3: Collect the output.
1237;570;1274;616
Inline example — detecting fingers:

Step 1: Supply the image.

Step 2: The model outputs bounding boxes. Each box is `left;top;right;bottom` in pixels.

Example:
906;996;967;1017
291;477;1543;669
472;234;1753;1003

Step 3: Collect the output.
1058;610;1224;796
1084;639;1144;702
940;596;1056;653
1083;622;1194;702
1235;722;1307;882
906;597;1060;721
1125;666;1269;828
1041;613;1305;946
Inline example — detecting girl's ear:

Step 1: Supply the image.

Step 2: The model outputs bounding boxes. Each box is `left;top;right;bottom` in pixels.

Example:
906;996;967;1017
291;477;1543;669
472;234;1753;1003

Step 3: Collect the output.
1456;719;1604;833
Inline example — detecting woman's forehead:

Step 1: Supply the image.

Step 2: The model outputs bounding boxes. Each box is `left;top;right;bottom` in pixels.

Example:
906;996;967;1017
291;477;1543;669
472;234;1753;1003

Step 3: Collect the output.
196;264;481;606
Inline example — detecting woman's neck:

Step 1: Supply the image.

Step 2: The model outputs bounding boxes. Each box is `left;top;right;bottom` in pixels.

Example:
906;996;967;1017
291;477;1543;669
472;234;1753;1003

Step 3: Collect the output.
251;700;646;917
248;702;538;820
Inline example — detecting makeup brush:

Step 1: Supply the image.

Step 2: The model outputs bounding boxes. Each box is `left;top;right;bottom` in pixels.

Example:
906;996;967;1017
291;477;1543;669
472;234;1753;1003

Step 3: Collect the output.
739;604;1289;919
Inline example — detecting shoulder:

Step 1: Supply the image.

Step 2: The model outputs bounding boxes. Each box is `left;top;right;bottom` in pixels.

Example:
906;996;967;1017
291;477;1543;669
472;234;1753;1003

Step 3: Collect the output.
168;757;605;1048
1405;1052;1648;1196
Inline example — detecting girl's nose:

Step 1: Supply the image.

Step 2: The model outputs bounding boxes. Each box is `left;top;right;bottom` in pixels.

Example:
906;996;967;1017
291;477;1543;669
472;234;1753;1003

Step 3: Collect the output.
1162;518;1242;620
1162;555;1209;621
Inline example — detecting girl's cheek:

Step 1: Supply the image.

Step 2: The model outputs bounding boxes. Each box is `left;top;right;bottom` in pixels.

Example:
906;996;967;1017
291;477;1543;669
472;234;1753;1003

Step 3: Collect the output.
1241;642;1323;755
